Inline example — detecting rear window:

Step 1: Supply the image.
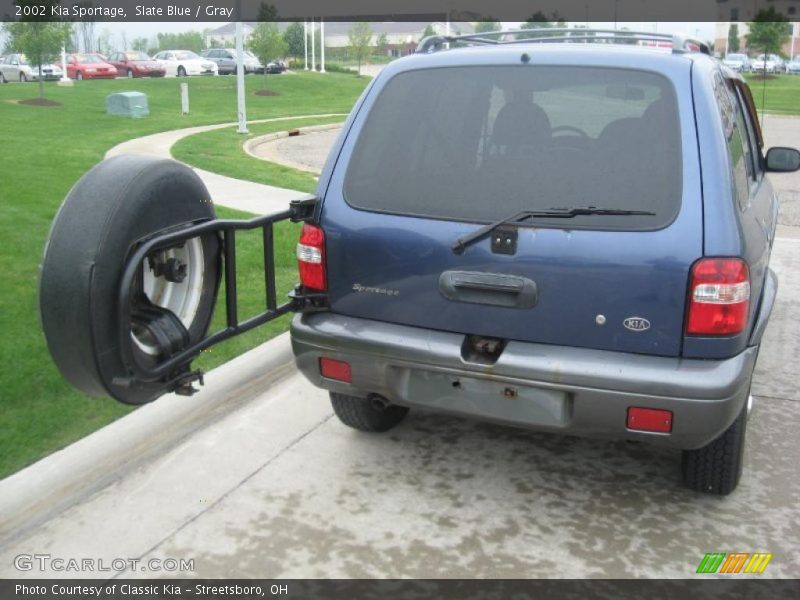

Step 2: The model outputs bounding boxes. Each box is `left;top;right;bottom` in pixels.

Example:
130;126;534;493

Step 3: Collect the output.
344;65;682;230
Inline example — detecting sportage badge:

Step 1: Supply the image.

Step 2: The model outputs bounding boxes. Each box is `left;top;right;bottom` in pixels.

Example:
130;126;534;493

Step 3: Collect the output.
623;317;651;332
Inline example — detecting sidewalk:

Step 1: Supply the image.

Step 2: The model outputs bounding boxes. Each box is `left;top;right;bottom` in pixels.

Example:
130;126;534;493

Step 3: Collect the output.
104;114;346;215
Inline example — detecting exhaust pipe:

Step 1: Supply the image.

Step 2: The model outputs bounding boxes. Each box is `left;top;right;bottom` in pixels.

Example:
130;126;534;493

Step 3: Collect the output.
369;394;391;411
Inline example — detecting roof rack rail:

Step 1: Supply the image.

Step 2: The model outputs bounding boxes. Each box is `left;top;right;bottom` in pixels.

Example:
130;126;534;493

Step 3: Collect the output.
416;28;710;56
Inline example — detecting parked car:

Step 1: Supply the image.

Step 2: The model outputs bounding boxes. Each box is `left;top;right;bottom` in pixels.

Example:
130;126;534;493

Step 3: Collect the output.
751;53;784;73
152;50;218;77
65;53;118;80
722;53;750;72
265;58;286;74
0;53;63;82
39;30;800;496
106;51;166;78
785;58;800;74
201;48;263;74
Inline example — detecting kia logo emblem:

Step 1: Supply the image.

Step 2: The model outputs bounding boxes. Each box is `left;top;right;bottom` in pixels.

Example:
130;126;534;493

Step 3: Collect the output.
623;317;651;332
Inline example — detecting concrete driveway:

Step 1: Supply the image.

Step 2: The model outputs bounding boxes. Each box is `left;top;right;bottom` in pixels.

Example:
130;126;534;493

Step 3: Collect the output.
1;118;799;580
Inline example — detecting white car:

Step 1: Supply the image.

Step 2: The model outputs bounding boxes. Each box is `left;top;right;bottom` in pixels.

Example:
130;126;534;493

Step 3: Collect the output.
752;54;784;74
722;53;750;73
0;53;63;83
152;50;218;77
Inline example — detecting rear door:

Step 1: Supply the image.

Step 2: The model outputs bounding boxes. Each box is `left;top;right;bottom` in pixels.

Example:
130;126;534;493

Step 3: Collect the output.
321;58;703;357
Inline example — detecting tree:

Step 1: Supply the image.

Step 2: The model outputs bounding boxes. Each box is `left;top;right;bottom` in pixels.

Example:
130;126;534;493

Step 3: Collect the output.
421;24;436;41
519;11;566;39
728;24;740;54
156;31;204;53
3;3;71;99
376;32;389;55
248;22;285;87
283;21;305;58
348;22;372;75
747;8;791;58
96;28;113;56
74;2;96;52
131;37;149;53
475;20;501;34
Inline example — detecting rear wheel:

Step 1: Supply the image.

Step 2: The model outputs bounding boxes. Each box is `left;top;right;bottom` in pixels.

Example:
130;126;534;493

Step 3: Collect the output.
330;392;409;432
177;66;186;77
76;71;83;81
127;68;134;78
681;401;748;495
19;72;27;82
40;156;221;405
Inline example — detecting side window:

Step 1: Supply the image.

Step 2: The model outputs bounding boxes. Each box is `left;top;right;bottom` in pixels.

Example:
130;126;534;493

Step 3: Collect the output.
733;83;763;179
713;73;749;210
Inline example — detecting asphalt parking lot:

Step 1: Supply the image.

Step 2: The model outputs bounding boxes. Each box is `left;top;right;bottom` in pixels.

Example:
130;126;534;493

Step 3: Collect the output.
1;117;798;580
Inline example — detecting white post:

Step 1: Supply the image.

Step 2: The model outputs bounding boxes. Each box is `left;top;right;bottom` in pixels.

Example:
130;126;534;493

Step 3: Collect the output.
60;46;69;81
235;21;248;134
311;18;316;72
724;23;729;57
320;18;325;73
304;20;308;70
180;82;189;115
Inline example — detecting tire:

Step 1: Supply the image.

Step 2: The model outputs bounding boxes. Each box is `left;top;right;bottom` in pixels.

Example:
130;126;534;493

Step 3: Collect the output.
40;155;221;405
127;69;134;78
682;402;748;495
76;71;83;81
20;72;27;82
177;66;186;77
0;72;6;84
330;392;409;432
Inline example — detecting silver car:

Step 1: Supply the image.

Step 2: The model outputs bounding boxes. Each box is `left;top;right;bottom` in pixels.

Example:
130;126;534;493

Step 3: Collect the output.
0;53;63;83
722;53;750;72
786;58;800;74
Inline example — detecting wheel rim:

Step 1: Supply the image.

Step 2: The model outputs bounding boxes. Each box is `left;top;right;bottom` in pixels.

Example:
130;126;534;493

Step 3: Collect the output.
178;67;185;76
127;69;133;78
132;237;205;356
77;72;82;80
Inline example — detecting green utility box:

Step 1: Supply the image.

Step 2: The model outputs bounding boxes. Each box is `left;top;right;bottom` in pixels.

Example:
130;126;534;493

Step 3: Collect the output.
105;92;149;118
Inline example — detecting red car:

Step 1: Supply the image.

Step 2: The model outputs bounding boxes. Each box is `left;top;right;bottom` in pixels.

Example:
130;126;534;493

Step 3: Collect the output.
65;53;118;80
107;51;166;78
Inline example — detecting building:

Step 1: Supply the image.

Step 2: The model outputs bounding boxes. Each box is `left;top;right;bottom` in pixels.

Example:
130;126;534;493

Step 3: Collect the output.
713;0;799;57
714;21;799;58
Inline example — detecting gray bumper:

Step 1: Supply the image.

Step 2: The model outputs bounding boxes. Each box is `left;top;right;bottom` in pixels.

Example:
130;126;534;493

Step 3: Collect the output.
291;313;757;449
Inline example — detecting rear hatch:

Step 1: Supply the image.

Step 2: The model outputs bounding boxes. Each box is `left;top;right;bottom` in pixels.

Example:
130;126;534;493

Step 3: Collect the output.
320;57;702;357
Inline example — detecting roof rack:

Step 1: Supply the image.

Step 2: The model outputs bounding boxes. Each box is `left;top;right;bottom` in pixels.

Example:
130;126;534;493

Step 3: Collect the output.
416;28;710;56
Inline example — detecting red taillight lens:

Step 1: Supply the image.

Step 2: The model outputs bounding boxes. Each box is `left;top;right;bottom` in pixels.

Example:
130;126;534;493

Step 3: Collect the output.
627;407;673;433
296;223;326;291
686;258;750;336
319;357;352;383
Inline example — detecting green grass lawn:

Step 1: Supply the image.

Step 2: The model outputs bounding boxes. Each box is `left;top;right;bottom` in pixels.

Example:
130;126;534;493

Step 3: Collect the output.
0;72;368;479
171;116;344;194
743;73;800;115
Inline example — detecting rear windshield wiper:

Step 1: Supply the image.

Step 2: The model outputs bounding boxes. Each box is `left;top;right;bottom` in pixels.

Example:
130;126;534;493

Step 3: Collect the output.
451;207;656;254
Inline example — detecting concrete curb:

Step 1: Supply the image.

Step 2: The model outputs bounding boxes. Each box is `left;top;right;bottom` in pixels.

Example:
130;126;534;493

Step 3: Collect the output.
0;332;295;544
243;123;343;175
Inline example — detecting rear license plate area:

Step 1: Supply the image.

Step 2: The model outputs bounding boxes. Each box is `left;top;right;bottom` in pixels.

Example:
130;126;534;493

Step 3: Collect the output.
404;370;570;427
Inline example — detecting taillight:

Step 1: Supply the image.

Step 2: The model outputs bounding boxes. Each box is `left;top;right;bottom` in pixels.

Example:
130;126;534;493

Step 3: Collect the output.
296;223;326;291
686;258;750;336
319;357;352;383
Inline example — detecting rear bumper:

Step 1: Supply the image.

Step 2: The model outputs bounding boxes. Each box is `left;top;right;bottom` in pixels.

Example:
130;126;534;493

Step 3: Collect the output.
291;313;758;449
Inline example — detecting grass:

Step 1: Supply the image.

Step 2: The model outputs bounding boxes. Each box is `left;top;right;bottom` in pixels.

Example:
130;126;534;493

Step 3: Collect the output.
0;72;368;479
743;73;800;115
171;116;344;194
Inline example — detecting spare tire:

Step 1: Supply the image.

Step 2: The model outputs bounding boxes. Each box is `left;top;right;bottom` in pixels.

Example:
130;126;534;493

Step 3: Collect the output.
40;155;221;405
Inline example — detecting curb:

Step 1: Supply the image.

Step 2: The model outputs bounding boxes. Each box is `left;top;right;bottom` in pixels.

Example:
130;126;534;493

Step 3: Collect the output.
243;123;343;174
0;332;295;545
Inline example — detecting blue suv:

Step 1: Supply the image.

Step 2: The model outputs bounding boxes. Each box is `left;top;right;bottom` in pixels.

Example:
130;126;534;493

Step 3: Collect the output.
40;30;800;496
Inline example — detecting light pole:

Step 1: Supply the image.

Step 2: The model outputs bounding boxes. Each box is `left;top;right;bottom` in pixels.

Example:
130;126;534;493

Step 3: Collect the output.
235;20;247;134
311;18;316;72
304;20;308;70
320;18;325;73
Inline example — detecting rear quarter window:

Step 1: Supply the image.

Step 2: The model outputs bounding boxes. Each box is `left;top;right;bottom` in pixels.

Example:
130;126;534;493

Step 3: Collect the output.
344;65;683;231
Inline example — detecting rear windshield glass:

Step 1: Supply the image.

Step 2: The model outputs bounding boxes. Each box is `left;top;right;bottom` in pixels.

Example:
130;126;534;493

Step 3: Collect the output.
344;66;682;230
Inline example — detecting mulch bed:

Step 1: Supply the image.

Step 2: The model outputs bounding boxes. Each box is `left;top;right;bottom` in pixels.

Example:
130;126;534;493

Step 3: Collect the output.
18;98;61;106
254;89;280;96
